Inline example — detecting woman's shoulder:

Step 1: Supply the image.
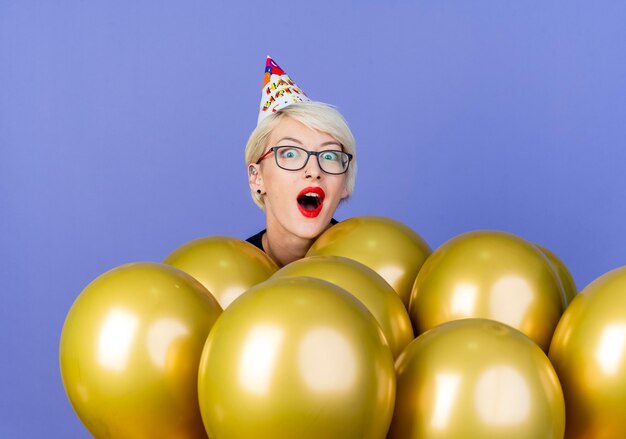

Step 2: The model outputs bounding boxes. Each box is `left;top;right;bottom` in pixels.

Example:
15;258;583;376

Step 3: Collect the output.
245;229;266;251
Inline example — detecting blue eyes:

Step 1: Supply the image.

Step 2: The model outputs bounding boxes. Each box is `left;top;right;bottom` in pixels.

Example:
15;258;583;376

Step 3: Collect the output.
278;147;340;162
279;148;301;159
269;145;351;174
321;152;339;162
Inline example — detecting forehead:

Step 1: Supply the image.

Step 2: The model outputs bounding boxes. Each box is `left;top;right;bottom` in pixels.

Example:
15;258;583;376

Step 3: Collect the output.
268;117;339;148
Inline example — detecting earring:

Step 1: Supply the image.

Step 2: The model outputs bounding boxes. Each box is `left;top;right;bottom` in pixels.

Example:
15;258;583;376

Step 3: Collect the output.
257;189;261;194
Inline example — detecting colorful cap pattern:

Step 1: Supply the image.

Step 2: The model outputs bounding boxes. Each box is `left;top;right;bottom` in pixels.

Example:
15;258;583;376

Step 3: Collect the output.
257;56;311;124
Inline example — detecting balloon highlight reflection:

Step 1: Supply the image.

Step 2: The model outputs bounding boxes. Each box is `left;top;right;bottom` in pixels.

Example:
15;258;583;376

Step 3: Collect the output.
164;236;278;309
197;277;396;439
549;266;626;438
388;319;565;439
271;255;413;358
409;230;565;351
59;262;222;439
307;216;431;306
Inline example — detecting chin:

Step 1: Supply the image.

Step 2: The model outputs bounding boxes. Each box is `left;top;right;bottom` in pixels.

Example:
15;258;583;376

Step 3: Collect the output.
291;216;332;241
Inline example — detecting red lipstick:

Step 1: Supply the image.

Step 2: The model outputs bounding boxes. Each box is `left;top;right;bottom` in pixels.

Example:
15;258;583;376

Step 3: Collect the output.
296;186;325;218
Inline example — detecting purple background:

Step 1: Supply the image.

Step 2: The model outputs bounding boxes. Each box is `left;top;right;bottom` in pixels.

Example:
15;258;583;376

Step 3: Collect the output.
2;1;625;436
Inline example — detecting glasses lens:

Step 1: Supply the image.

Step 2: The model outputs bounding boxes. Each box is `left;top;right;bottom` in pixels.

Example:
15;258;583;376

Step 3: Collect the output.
319;150;350;174
275;146;308;170
273;146;350;174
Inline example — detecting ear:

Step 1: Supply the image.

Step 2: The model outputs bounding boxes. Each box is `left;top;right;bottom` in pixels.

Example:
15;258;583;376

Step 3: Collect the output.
248;165;264;193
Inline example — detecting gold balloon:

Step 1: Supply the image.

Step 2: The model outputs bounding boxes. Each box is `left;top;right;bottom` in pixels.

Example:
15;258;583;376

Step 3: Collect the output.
306;216;431;307
409;230;566;351
59;262;222;438
536;244;578;306
388;318;565;439
164;236;278;309
271;255;413;358
197;276;396;439
549;265;626;438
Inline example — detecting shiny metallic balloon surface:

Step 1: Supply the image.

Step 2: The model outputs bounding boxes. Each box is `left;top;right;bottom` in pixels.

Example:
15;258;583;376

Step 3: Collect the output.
536;244;578;306
59;262;222;438
306;216;431;307
271;255;414;358
197;276;396;439
164;236;278;309
549;265;626;439
388;318;565;439
409;230;565;351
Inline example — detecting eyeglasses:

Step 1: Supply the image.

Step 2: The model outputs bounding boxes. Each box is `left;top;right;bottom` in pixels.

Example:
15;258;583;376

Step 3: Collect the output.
256;146;353;175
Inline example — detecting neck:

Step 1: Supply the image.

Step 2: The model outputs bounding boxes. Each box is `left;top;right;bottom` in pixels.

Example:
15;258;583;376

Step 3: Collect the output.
262;229;313;267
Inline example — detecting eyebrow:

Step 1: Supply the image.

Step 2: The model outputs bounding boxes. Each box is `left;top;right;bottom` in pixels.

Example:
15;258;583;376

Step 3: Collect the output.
276;137;343;148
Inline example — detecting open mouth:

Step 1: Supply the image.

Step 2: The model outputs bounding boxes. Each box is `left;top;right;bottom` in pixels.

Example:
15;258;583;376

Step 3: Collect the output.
297;187;325;218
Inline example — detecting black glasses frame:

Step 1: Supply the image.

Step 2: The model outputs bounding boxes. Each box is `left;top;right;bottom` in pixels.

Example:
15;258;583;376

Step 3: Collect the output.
256;146;353;175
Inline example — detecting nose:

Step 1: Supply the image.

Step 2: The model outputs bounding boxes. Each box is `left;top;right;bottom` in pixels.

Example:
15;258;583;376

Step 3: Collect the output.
304;155;322;179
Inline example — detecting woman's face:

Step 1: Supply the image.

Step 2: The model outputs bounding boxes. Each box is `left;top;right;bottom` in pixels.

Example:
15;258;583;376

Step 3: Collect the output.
250;117;349;241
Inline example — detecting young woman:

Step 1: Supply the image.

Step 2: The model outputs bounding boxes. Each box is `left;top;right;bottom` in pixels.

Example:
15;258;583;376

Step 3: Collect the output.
244;58;357;267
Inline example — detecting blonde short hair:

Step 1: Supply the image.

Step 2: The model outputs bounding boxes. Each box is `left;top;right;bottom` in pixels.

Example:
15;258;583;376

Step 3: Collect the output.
245;101;357;210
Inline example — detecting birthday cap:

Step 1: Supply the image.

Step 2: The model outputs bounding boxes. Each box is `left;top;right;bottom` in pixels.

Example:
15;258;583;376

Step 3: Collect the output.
257;56;311;124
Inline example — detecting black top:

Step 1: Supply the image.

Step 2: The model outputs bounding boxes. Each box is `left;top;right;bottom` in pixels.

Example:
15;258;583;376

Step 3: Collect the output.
246;218;339;253
245;229;266;252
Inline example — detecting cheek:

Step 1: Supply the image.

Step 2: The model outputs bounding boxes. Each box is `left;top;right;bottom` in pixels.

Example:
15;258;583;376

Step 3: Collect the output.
330;178;349;200
265;174;296;203
340;180;349;198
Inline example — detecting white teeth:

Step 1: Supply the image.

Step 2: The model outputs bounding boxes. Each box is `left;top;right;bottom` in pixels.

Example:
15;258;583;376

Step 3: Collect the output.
305;192;320;197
